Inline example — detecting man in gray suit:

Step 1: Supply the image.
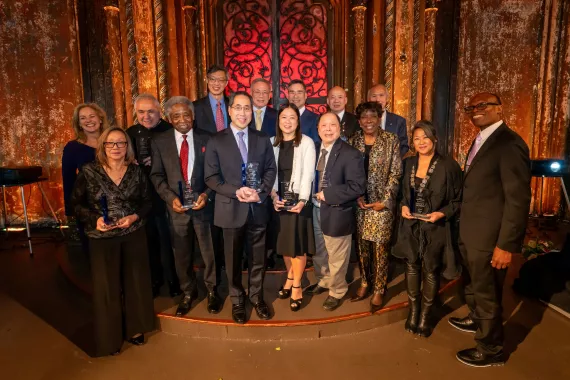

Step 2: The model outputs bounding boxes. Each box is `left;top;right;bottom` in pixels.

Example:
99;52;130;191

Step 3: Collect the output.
150;96;222;316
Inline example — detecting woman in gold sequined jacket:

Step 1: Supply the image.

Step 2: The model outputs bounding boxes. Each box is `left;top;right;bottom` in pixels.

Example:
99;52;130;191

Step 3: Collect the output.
348;102;403;313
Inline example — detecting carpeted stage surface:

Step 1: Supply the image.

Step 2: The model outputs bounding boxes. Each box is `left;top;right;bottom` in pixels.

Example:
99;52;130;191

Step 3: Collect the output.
0;227;569;380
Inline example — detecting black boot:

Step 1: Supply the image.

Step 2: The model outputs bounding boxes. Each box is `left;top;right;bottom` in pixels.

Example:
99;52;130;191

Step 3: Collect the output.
404;260;421;334
417;269;440;338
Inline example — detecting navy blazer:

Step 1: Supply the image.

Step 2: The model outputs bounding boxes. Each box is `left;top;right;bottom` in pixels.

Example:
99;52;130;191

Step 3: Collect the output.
318;139;366;237
385;112;409;157
204;127;277;229
249;106;277;137
301;109;320;143
194;95;229;135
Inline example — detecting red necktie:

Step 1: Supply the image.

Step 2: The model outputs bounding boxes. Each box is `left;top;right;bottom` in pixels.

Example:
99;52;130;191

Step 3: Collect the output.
180;135;189;182
215;101;225;132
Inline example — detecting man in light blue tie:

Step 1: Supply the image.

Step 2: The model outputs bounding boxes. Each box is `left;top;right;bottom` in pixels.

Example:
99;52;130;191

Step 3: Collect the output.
204;91;277;324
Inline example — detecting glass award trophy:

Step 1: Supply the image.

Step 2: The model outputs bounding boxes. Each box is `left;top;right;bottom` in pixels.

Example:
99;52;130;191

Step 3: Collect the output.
313;171;329;198
410;187;430;221
279;181;298;211
137;136;150;162
178;181;196;210
242;162;262;192
100;193;121;227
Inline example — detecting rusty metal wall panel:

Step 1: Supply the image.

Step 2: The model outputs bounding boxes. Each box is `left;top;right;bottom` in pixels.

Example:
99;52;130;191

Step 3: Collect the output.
0;0;82;224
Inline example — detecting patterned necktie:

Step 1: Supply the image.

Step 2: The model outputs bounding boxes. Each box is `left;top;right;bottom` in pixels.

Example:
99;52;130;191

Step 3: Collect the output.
180;135;189;182
316;148;328;191
215;101;225;132
255;109;263;131
237;131;248;164
466;133;482;168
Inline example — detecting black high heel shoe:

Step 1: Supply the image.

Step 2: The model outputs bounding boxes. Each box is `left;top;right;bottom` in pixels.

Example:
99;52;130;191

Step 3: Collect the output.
278;277;294;299
290;285;303;312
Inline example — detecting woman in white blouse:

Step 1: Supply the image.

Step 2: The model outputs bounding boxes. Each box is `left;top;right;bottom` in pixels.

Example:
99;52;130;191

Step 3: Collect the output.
270;103;316;311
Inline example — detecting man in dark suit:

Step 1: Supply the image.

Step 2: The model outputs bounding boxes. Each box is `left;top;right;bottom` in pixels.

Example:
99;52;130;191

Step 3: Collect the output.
450;92;531;367
193;64;230;134
287;79;319;143
150;96;222;316
368;84;409;157
327;86;359;140
249;78;277;137
305;112;366;311
205;91;277;324
126;93;180;298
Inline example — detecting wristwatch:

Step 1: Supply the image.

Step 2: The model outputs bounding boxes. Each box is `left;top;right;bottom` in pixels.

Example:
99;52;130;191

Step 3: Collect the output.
298;199;308;204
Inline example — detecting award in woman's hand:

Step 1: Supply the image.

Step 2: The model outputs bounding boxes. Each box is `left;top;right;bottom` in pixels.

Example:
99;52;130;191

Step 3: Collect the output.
179;181;196;210
410;188;430;221
242;162;262;192
279;181;298;211
100;194;121;228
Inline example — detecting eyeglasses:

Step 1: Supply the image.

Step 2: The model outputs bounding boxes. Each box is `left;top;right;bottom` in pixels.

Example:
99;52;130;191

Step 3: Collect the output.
231;105;252;112
463;102;500;113
103;141;128;148
207;76;228;84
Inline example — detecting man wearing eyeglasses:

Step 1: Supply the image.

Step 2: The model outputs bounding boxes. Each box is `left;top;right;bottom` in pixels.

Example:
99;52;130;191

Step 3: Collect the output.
205;91;277;324
367;84;409;157
126;93;180;299
287;79;319;143
194;64;230;134
451;92;531;367
249;78;277;137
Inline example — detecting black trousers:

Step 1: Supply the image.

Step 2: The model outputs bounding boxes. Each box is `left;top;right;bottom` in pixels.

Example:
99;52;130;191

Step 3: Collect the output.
460;242;507;355
146;208;178;285
89;228;155;357
223;213;267;305
170;217;217;295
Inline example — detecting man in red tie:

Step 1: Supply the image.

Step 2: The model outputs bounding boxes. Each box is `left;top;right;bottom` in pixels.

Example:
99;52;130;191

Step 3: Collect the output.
193;64;230;134
150;96;222;316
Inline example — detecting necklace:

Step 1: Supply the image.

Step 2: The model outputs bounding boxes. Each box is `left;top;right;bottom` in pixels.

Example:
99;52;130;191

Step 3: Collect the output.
411;158;438;197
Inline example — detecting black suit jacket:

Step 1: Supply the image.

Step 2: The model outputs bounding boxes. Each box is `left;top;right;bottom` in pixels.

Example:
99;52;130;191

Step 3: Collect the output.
385;112;409;157
319;139;366;237
149;128;214;225
249;106;277;137
204;127;277;229
194;95;229;134
341;111;359;140
460;123;531;253
301;109;319;143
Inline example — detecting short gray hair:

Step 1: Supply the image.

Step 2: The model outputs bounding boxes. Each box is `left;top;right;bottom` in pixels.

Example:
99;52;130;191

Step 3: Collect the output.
251;78;271;88
134;93;160;110
164;96;195;118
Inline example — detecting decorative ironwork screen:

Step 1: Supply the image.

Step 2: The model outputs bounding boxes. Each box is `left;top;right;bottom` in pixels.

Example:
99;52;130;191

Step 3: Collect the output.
279;0;328;113
223;0;273;93
222;0;329;113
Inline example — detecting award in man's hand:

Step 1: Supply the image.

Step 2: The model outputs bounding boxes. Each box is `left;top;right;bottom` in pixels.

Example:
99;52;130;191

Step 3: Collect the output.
179;181;196;210
313;170;329;198
242;162;262;192
137;136;150;162
279;181;298;211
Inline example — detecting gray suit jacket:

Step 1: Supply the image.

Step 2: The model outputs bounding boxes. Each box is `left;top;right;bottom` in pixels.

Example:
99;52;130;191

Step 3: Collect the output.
150;128;214;225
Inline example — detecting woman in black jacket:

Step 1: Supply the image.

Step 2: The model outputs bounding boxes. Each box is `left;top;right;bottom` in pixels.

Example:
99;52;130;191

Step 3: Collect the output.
393;120;462;337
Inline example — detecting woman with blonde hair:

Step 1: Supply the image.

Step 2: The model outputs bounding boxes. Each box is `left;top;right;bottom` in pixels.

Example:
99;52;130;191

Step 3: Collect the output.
71;127;155;356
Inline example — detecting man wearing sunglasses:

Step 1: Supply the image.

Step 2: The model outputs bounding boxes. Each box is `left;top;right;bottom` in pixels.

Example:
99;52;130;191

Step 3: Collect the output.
452;92;531;367
193;64;230;134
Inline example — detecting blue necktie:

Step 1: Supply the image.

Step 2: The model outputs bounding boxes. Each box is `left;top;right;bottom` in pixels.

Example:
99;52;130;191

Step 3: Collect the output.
237;131;248;163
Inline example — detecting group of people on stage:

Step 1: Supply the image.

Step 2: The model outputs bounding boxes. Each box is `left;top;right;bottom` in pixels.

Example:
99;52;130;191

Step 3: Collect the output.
62;63;531;368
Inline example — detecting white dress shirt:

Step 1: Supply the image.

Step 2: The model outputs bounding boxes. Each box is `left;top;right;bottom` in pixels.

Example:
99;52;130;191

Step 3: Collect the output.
299;106;306;116
174;129;195;183
478;120;503;148
380;110;387;130
337;110;345;121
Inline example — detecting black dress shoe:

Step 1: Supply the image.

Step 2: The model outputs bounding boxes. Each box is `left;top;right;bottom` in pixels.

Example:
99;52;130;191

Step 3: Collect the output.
322;295;342;311
266;255;276;270
111;349;121;356
456;348;505;367
304;283;328;295
207;291;222;314
449;316;477;333
127;334;145;346
175;290;197;316
232;303;247;324
253;300;271;320
168;282;182;298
